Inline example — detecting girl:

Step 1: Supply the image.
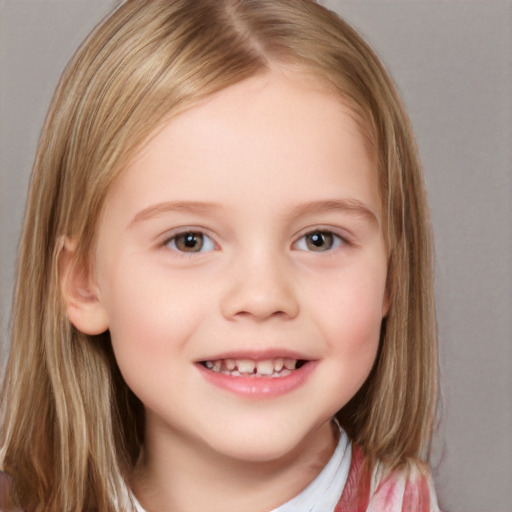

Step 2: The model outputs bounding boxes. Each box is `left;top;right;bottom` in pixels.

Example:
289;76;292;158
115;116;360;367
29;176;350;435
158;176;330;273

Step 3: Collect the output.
0;1;440;511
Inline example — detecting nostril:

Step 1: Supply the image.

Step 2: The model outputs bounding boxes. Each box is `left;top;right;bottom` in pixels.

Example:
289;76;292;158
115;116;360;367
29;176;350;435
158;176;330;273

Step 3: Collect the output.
232;309;293;322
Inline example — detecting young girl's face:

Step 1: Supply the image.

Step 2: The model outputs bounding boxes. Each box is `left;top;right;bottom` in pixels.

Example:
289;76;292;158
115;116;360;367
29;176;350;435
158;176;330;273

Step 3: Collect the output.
87;69;388;464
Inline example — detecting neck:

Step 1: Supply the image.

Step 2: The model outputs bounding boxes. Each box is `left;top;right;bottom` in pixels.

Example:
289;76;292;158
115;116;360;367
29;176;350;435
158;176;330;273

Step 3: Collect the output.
131;420;338;512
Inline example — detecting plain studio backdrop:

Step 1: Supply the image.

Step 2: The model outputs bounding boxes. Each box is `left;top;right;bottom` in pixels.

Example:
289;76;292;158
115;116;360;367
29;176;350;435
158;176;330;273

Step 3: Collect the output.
0;1;511;511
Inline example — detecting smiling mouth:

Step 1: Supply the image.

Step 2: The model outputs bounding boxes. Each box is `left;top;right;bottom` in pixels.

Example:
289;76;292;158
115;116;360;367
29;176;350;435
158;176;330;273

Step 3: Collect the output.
200;358;307;378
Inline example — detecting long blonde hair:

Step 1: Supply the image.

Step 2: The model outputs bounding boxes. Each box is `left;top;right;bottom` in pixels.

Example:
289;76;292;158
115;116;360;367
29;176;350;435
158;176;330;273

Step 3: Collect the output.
0;1;437;510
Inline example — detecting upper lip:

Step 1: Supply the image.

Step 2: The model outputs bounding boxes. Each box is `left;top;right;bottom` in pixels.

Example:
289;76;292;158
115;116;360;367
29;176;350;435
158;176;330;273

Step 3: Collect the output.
196;349;313;362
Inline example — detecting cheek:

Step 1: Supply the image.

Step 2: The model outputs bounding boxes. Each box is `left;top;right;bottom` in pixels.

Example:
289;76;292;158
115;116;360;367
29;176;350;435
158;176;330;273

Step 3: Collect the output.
314;265;386;339
307;264;385;386
320;290;382;406
99;259;204;371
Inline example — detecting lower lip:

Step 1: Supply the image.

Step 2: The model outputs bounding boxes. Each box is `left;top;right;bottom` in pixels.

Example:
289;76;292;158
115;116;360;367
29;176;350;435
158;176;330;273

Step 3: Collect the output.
196;361;317;398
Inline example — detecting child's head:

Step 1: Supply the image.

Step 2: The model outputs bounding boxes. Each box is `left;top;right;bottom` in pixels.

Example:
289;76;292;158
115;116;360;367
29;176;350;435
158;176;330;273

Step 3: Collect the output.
1;0;437;509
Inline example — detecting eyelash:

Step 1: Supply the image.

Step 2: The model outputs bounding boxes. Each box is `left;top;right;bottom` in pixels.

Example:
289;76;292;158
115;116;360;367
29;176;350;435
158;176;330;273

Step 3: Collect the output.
163;228;349;255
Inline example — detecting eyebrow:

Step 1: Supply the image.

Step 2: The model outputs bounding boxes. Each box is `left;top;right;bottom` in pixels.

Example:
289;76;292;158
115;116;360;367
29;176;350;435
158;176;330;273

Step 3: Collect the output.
289;199;380;227
129;198;379;227
129;201;222;227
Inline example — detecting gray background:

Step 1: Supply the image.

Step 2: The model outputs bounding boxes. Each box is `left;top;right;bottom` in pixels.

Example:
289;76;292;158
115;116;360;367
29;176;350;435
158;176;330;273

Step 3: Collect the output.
1;1;511;510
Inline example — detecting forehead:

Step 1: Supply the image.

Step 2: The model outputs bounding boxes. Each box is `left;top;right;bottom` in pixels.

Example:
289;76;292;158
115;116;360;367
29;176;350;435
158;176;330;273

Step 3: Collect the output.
134;66;370;155
104;68;380;224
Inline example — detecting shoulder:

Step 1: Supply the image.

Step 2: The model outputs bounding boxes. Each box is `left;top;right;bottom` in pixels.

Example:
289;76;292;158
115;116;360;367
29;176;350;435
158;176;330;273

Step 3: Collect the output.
335;445;441;512
367;455;441;512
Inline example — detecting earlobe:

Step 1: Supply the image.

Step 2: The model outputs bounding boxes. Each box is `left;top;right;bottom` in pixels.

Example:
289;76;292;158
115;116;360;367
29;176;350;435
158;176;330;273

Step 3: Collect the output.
382;260;392;317
381;278;391;318
59;237;109;335
381;293;390;318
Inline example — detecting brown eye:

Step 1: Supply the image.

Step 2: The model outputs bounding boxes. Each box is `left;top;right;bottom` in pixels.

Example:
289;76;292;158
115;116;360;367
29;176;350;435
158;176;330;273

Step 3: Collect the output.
306;231;333;251
168;231;215;253
296;230;342;252
175;232;203;252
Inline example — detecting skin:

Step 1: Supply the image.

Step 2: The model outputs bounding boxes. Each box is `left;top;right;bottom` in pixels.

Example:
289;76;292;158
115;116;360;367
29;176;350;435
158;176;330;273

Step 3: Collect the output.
64;68;388;512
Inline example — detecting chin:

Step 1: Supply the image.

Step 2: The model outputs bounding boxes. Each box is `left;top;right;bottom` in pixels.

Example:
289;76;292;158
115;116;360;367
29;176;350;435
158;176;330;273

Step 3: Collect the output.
202;419;330;465
214;440;300;464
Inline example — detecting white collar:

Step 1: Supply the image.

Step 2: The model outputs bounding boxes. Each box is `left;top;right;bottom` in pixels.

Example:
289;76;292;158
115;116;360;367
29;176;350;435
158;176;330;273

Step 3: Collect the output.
271;426;350;512
129;425;350;512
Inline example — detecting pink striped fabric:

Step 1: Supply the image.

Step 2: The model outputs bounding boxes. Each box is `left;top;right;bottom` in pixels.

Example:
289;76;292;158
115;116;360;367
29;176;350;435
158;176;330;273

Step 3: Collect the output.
335;446;440;512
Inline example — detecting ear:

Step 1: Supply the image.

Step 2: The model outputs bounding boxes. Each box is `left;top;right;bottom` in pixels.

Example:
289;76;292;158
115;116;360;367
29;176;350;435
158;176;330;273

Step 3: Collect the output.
381;290;390;318
381;268;391;318
59;237;109;335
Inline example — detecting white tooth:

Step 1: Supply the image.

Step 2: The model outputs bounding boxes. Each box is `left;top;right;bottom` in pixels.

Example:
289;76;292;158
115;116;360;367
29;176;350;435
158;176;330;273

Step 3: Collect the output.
273;358;284;372
225;359;236;371
205;361;214;369
256;360;274;375
212;360;222;372
284;358;297;370
280;369;292;377
237;359;255;374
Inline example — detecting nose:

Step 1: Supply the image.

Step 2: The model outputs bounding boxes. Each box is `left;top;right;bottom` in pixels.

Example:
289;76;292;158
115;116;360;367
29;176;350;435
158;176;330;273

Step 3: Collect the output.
220;250;300;322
